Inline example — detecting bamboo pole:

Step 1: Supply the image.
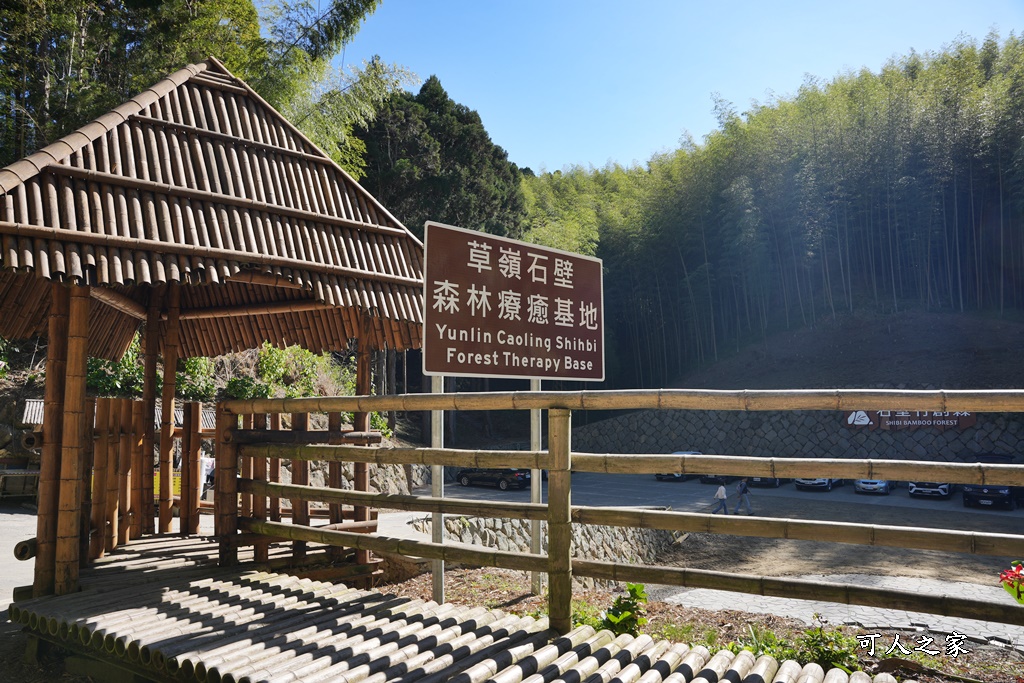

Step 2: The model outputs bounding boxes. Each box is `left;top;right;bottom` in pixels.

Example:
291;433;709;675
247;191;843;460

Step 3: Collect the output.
35;281;68;596
240;518;546;573
571;453;1024;485
231;429;382;445
354;317;372;566
118;398;134;546
327;411;343;561
89;399;111;559
130;400;144;539
570;506;1024;556
572;559;1024;626
239;479;546;520
54;285;89;595
159;282;180;533
547;408;572;635
253;412;269;562
268;413;281;522
187;403;202;535
78;397;94;570
216;406;239;566
239;413;254;519
290;412;309;560
142;294;162;534
236;444;549;470
105;398;122;552
221;388;1024;417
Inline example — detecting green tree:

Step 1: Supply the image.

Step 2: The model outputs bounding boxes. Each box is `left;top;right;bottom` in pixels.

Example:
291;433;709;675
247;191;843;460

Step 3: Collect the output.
356;76;527;239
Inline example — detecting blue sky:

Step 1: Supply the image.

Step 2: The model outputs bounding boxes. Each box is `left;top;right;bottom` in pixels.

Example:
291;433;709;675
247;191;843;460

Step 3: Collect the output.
338;0;1024;173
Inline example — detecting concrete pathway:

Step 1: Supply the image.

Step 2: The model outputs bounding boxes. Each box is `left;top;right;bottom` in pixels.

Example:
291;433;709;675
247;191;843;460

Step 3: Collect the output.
651;574;1024;651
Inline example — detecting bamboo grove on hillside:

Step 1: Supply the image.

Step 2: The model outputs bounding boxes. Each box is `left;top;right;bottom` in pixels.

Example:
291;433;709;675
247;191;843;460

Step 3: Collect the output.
520;34;1024;388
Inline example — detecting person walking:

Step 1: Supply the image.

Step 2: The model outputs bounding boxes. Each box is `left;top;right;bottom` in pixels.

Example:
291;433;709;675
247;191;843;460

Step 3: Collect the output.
733;478;753;515
711;483;729;514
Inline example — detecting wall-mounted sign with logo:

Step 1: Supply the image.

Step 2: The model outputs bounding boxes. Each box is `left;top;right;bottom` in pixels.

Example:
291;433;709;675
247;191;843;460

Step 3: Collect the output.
423;221;604;381
844;410;978;431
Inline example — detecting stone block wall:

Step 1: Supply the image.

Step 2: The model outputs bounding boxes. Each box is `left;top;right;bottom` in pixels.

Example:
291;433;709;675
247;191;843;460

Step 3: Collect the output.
569;409;1024;463
413;513;675;587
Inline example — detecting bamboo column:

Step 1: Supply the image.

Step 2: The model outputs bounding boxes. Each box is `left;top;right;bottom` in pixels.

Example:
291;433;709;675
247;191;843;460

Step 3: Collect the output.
54;285;90;595
290;412;309;560
239;414;254;518
118;398;133;546
353;317;372;566
130;401;144;539
141;293;162;534
268;413;281;522
327;412;343;561
253;412;269;562
187;403;202;535
105;399;122;552
77;397;95;569
159;283;181;533
216;406;238;566
35;282;69;596
89;399;111;559
547;408;572;634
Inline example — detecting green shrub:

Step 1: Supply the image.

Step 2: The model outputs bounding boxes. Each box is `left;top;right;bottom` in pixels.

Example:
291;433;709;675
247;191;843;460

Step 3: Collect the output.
224;376;272;400
177;356;216;401
795;616;858;671
87;335;145;397
600;583;648;636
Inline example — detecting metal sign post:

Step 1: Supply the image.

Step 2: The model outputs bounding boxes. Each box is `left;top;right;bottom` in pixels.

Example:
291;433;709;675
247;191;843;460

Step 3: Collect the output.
431;374;444;603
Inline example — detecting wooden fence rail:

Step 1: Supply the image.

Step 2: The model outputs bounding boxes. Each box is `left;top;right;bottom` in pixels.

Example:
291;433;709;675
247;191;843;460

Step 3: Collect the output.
216;388;1024;635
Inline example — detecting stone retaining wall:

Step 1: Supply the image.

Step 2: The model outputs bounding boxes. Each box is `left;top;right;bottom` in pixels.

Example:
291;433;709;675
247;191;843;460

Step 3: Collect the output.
413;513;675;587
570;409;1024;463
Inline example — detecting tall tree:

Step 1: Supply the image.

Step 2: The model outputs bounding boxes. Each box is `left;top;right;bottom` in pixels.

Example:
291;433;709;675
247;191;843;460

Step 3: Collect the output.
356;76;526;238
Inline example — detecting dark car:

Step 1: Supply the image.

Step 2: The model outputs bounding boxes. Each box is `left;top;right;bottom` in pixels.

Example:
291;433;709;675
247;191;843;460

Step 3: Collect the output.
961;454;1022;509
655;451;701;481
749;477;789;488
455;468;531;491
699;474;737;485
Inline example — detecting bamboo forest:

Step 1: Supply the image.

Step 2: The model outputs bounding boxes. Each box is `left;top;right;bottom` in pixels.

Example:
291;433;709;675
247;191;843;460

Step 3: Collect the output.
3;3;1024;389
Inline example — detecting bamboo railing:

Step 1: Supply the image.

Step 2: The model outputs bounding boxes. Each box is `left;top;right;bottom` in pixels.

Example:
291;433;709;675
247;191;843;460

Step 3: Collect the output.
218;388;1024;634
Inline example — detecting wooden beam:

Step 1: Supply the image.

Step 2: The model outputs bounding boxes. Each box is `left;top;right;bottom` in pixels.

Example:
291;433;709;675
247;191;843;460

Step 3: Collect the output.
89;287;146;320
177;299;335;320
354;315;373;566
34;282;68;597
54;286;89;595
225;271;305;289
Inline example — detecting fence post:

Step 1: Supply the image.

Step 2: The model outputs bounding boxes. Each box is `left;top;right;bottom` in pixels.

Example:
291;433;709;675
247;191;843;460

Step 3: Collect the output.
547;408;572;634
216;405;239;566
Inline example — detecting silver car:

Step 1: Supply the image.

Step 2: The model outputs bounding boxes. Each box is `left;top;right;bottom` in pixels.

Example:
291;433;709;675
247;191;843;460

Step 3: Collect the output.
854;479;895;494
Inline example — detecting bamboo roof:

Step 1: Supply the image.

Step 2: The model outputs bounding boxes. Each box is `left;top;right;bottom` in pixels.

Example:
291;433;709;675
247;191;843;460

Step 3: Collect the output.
0;58;423;359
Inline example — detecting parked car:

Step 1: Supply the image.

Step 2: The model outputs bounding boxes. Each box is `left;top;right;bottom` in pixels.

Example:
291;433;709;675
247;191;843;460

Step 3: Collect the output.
699;474;737;485
749;477;789;488
907;481;953;499
854;479;896;494
655;451;702;481
794;478;843;491
455;468;531;490
961;453;1022;509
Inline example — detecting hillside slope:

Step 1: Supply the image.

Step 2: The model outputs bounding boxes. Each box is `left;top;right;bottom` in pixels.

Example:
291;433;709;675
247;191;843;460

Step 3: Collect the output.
674;308;1024;391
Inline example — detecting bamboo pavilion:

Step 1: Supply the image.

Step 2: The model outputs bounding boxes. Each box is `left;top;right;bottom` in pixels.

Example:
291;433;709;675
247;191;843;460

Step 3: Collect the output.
0;57;424;598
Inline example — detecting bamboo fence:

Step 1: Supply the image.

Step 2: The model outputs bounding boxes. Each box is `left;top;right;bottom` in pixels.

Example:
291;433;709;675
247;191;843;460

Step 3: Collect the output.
217;388;1024;634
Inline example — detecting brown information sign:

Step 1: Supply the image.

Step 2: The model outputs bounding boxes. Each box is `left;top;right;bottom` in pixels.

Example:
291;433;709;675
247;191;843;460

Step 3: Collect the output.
844;410;978;431
423;221;604;380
